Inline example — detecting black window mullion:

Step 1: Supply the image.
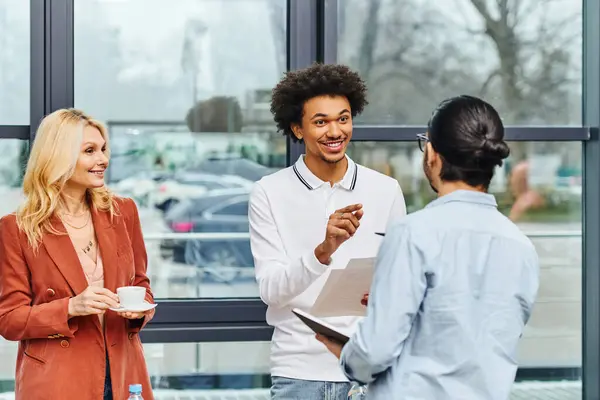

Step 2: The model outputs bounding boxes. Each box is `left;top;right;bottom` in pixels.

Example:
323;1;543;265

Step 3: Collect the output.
0;126;30;139
352;126;589;142
30;0;74;144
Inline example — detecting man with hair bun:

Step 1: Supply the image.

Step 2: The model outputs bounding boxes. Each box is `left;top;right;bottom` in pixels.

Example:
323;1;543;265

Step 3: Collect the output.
318;95;540;400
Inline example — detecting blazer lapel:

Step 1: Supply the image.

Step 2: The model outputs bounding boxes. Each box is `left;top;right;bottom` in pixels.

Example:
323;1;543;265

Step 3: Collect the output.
92;206;119;293
42;216;88;296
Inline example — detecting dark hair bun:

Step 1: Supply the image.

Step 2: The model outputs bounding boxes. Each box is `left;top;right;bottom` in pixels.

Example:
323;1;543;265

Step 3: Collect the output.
474;138;510;166
427;95;509;189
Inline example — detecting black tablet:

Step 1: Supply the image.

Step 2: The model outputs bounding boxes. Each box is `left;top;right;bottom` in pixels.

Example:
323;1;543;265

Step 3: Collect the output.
292;308;350;345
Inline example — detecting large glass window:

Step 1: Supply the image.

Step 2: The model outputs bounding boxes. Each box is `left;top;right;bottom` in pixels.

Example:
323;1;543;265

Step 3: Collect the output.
73;0;287;299
0;0;590;397
0;0;30;124
338;0;583;126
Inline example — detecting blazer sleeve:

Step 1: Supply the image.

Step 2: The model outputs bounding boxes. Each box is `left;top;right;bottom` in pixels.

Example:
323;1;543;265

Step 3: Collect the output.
0;215;78;341
122;198;155;333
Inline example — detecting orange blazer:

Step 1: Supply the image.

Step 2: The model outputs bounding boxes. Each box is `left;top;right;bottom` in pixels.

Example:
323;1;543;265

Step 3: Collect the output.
0;197;155;400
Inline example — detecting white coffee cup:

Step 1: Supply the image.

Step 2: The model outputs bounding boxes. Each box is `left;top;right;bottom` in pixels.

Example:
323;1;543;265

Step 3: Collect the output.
117;286;146;308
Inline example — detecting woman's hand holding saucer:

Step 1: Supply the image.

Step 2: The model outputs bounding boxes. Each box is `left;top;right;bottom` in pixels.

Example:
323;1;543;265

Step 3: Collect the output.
116;310;150;320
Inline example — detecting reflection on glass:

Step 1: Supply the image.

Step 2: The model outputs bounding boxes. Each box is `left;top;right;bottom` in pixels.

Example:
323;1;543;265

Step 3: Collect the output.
0;140;28;216
143;342;270;393
0;0;30;124
347;141;582;222
338;0;582;126
347;141;582;390
73;0;287;299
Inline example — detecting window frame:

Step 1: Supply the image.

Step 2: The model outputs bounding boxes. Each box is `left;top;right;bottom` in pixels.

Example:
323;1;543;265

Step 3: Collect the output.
0;127;29;139
9;0;596;396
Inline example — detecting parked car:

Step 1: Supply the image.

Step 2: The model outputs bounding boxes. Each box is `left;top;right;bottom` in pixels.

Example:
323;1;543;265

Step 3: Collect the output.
159;189;253;283
154;172;253;212
111;170;171;193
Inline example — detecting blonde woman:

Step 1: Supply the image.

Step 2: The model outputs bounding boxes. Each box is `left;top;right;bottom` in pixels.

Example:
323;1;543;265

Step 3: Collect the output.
0;109;155;400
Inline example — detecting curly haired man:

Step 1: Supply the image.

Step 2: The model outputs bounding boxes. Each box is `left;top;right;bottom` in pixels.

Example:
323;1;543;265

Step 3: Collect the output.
248;63;407;399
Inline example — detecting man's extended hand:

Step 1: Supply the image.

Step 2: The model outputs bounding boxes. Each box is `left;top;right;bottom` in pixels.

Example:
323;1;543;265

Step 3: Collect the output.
316;334;343;359
315;204;364;264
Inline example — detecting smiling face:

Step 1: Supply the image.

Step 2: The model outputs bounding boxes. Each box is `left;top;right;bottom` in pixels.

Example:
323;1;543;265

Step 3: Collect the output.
292;95;352;165
65;125;109;191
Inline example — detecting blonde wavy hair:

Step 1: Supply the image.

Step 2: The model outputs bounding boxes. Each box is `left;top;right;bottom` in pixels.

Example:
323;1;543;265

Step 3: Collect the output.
16;108;116;249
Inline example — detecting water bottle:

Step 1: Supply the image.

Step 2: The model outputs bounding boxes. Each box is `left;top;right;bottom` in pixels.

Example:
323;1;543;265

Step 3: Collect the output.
127;383;144;400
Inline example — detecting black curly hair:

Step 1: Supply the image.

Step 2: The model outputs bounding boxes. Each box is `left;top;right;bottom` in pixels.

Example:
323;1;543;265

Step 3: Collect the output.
270;63;368;142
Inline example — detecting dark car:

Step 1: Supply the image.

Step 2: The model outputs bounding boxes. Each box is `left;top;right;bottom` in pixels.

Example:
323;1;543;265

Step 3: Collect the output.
160;189;253;282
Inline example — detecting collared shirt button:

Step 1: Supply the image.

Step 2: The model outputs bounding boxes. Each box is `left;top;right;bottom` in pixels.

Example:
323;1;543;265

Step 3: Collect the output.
128;332;135;340
60;340;69;348
46;288;56;297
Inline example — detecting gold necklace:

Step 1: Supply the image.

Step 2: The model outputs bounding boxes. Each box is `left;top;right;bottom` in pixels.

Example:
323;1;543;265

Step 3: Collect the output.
62;208;89;217
61;212;91;230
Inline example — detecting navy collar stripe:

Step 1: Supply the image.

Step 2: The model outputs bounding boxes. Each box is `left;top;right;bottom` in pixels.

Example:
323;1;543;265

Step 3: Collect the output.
293;164;313;190
293;157;358;191
350;165;358;190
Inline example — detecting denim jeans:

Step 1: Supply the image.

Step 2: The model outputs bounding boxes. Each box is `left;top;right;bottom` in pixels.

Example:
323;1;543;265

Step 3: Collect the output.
271;376;352;400
104;355;113;400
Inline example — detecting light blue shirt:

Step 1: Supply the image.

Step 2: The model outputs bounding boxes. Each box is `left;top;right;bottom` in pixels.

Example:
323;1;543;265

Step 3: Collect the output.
340;190;539;400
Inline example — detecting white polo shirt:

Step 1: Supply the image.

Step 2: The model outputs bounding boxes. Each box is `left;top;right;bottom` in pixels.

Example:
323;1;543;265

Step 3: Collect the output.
249;155;406;382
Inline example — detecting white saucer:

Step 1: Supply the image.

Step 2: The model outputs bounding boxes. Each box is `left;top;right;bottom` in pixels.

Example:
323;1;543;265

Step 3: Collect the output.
109;301;157;313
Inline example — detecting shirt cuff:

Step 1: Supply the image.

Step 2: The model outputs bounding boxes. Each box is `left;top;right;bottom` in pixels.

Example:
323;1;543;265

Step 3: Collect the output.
340;338;368;385
302;250;330;275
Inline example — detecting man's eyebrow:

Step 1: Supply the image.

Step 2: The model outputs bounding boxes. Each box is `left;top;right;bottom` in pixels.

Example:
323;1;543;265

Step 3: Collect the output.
310;109;350;119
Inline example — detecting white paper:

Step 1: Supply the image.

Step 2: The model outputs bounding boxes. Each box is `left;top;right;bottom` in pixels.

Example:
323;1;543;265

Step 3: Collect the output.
310;257;376;317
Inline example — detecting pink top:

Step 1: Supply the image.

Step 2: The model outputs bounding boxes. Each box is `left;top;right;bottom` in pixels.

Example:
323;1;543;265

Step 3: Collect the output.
65;226;105;328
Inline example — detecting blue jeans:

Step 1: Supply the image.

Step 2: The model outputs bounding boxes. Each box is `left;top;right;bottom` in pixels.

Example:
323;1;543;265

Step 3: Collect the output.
271;376;352;400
